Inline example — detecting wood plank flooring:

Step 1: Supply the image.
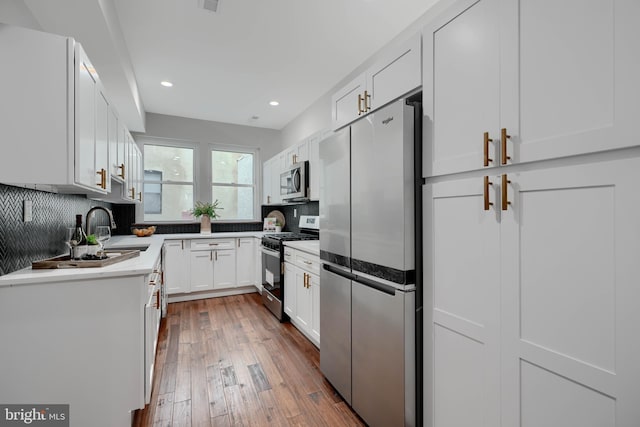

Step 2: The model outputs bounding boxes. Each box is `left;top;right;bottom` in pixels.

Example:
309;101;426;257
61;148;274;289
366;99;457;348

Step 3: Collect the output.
133;293;365;426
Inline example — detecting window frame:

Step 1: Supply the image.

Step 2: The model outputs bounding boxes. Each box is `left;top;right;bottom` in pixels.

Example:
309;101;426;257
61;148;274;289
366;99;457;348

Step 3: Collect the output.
208;144;259;222
140;138;199;223
138;137;261;223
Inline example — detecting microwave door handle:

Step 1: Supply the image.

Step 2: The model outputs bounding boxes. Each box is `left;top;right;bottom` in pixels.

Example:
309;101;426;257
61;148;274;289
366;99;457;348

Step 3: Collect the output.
293;169;301;191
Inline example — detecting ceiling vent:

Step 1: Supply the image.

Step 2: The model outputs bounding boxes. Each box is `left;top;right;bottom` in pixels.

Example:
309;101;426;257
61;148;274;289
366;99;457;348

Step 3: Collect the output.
198;0;220;13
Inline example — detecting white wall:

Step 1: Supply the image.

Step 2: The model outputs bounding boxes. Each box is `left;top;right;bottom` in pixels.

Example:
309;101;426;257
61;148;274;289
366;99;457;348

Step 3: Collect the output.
139;112;282;161
279;0;456;150
0;0;41;29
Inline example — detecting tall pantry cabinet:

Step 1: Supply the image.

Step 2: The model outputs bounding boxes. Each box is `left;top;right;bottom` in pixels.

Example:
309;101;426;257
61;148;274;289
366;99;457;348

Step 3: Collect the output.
422;0;640;426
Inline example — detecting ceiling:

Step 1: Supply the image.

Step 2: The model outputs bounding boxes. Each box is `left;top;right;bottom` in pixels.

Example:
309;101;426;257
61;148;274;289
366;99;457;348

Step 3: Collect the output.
21;0;439;131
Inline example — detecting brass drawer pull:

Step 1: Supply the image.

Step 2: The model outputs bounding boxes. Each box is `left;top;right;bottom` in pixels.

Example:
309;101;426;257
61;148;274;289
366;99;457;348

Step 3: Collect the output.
501;174;511;210
483;132;493;167
501;128;511;165
483;176;493;211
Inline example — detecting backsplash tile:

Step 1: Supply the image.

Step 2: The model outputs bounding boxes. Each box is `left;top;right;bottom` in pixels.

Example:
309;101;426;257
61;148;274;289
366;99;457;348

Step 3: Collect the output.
0;184;112;276
261;202;319;233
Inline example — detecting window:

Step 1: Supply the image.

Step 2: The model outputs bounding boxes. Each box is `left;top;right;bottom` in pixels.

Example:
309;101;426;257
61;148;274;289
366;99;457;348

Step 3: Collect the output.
211;150;255;220
143;144;194;221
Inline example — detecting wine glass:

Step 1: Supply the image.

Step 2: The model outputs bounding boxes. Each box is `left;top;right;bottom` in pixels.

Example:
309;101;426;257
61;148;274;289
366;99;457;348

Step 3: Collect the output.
95;226;111;257
64;227;75;258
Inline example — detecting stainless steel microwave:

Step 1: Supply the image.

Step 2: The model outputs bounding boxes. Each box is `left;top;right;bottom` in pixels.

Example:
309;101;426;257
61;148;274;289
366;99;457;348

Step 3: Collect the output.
280;161;309;201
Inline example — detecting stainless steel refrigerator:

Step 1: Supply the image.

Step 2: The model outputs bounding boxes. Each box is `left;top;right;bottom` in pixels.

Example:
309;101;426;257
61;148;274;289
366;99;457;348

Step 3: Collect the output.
319;96;421;427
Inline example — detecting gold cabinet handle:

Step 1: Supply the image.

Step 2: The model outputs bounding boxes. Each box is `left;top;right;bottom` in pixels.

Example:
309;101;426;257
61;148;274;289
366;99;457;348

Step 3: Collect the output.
267;195;271;204
130;187;135;199
501;128;511;165
501;174;511;210
357;94;363;115
215;251;218;261
483;132;493;167
210;251;212;261
96;168;106;189
137;192;143;202
483;176;493;211
293;154;298;164
364;90;371;111
118;163;125;179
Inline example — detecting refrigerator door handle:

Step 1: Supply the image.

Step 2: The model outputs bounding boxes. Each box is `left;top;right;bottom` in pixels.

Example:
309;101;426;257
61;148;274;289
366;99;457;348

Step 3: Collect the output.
322;263;357;280
352;275;396;296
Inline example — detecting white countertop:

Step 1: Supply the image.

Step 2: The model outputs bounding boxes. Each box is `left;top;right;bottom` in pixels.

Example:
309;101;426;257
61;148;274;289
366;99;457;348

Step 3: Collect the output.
283;240;320;256
0;232;265;286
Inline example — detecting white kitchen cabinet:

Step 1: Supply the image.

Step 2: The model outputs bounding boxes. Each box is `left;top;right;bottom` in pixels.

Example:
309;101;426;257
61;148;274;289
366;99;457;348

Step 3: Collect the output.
126;137;143;203
294;268;312;331
213;249;236;289
263;156;283;205
254;237;263;292
309;272;320;345
283;244;320;347
108;106;121;181
331;74;367;131
331;32;421;130
423;0;640;177
426;157;640;426
236;238;255;287
190;250;214;292
164;240;190;294
283;261;296;318
0;24;116;194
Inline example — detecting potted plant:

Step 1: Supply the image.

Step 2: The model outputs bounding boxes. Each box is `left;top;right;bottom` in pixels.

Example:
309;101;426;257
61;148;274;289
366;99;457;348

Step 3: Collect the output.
191;200;222;234
85;234;99;257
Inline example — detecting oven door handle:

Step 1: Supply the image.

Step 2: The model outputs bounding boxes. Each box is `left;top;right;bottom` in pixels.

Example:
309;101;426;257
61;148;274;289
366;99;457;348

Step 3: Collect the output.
261;246;280;257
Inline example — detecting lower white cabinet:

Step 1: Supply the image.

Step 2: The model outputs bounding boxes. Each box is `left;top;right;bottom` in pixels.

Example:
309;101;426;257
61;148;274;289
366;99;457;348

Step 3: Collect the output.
254;237;263;292
426;157;640;426
284;244;320;347
213;249;236;289
166;237;258;297
163;240;189;294
190;250;214;292
236;238;255;287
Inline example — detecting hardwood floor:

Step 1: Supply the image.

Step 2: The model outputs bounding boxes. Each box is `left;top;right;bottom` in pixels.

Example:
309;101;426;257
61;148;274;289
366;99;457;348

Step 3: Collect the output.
133;293;365;426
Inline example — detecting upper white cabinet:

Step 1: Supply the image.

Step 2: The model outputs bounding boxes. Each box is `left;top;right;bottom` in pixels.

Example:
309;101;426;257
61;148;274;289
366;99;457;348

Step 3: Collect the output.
423;0;640;177
331;33;421;130
0;25;116;194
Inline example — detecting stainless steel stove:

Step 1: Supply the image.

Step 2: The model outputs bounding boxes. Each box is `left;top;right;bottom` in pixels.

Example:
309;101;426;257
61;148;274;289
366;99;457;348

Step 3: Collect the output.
261;215;319;320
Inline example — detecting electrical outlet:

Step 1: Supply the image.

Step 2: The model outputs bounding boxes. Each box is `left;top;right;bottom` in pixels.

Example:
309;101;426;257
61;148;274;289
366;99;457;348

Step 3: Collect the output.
294;208;297;218
23;200;33;222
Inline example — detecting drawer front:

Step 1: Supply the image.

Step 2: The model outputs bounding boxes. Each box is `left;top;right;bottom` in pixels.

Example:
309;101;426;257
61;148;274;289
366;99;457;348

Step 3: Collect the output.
294;251;320;275
191;238;235;251
283;247;295;263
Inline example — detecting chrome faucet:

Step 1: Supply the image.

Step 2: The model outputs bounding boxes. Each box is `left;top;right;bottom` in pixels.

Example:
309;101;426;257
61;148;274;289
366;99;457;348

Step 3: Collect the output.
86;206;117;235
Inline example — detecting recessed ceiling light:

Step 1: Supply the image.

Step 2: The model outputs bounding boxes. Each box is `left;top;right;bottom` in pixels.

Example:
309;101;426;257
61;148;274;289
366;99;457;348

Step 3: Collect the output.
269;101;279;106
161;81;173;87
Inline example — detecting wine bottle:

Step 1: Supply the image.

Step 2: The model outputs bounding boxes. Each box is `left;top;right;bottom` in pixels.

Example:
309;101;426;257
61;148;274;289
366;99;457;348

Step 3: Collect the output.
70;214;87;260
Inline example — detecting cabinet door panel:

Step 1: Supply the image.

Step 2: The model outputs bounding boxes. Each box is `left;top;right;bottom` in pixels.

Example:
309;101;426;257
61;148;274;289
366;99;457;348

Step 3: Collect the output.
213;250;236;289
309;273;320;345
429;177;501;426
96;90;110;192
164;241;188;294
295;269;311;330
190;251;213;292
75;46;97;189
503;0;640;164
331;75;366;131
284;262;296;318
368;33;421;111
424;0;500;176
500;159;640;425
236;239;254;287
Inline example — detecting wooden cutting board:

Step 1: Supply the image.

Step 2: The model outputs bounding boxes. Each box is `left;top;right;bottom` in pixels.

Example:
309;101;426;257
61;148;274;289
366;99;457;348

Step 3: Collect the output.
32;250;140;269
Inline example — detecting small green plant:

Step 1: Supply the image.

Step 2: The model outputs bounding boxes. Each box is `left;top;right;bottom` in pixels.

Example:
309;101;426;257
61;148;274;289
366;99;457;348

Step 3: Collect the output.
190;200;223;219
86;234;98;245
